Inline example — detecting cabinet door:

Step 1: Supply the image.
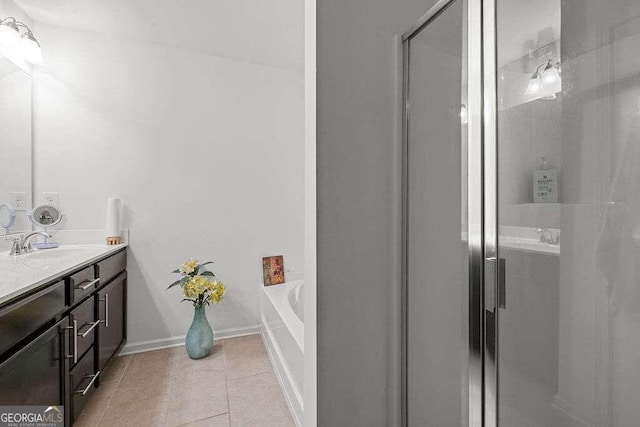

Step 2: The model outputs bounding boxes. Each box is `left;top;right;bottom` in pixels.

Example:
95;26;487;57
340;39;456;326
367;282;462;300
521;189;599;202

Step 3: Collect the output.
98;272;126;370
0;318;69;409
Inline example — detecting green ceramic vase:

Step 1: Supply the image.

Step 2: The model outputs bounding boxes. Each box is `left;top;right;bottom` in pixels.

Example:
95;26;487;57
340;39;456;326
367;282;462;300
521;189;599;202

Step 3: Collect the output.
185;305;214;359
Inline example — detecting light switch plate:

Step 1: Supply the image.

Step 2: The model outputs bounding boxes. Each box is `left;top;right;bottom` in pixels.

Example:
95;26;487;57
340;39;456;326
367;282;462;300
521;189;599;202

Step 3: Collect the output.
10;192;27;211
42;192;59;208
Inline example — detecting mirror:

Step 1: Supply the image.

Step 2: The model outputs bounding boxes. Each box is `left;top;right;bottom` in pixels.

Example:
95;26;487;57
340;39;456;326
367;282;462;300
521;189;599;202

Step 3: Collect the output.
30;205;62;228
28;205;61;249
0;56;32;234
0;204;16;233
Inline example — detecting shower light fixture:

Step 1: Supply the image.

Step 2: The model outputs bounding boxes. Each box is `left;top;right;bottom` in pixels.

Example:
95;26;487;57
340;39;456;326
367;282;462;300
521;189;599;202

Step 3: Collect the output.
525;59;561;99
525;72;542;94
460;103;468;124
0;17;42;64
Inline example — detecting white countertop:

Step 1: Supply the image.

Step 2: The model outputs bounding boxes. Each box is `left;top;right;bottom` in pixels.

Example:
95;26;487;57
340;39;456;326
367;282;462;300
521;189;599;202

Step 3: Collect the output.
499;236;559;256
0;244;127;306
462;226;561;256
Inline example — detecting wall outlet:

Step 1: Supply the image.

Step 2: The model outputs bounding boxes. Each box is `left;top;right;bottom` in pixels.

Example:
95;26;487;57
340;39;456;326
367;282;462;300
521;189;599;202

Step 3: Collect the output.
10;192;27;211
42;192;59;208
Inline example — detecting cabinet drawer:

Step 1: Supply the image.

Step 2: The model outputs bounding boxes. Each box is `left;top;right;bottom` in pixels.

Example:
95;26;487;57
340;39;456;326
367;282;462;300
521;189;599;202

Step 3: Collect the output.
0;281;67;355
97;250;126;286
69;266;98;303
70;297;98;365
70;347;98;422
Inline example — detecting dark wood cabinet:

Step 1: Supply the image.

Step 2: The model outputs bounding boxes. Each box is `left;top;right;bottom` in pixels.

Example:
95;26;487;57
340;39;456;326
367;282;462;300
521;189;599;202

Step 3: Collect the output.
70;296;98;365
98;272;126;371
70;344;97;421
0;248;126;426
0;317;70;425
0;280;67;355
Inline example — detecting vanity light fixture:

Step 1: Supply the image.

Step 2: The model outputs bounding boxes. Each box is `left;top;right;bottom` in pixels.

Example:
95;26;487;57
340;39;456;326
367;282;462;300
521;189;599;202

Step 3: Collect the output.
0;17;42;64
525;59;561;99
0;18;19;47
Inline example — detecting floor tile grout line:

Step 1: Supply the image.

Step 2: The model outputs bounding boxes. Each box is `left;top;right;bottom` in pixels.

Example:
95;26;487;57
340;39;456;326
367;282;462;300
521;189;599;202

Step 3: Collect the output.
176;412;230;427
94;354;132;426
223;336;291;425
226;368;274;382
222;335;272;383
165;343;226;427
163;349;185;426
222;341;233;425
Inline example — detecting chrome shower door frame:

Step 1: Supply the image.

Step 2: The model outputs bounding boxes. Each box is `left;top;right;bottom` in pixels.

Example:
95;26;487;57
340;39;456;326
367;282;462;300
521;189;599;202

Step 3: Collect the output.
401;0;498;426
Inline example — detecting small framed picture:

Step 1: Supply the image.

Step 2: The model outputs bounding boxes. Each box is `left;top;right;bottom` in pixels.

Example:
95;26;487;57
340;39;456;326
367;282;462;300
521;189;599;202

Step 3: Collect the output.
262;255;285;286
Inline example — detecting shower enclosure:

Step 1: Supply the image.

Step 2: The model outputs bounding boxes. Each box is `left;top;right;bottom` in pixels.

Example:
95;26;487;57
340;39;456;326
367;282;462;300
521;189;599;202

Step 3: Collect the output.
402;0;640;426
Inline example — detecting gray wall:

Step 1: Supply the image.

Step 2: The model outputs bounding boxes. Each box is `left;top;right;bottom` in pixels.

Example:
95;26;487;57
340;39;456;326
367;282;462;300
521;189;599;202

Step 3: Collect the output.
316;0;438;425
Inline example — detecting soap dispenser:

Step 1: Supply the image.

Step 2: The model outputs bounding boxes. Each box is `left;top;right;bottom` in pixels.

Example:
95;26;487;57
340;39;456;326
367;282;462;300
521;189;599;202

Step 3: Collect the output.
533;157;558;203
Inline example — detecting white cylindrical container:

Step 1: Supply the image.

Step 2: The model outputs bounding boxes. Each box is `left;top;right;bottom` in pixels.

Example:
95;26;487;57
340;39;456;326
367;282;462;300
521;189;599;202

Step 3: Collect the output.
105;198;121;239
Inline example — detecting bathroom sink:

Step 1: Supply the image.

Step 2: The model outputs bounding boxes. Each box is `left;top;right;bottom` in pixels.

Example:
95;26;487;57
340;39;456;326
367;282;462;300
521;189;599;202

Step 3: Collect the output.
25;247;96;260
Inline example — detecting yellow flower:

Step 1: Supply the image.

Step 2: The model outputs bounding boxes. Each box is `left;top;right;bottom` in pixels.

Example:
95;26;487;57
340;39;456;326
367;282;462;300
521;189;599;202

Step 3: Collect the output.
179;259;199;275
182;276;226;304
208;280;226;304
182;277;198;298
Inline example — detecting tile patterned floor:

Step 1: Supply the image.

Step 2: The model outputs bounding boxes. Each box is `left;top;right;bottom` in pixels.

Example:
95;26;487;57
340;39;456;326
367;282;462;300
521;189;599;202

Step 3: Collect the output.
75;334;294;427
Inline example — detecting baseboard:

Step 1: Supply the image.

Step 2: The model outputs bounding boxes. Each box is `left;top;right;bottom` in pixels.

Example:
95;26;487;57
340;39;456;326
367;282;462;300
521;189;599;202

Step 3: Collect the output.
261;328;303;427
120;325;261;355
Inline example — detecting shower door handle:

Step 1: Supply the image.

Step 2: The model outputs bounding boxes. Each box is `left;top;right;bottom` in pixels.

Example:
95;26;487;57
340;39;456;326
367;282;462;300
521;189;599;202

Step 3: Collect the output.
485;257;506;311
497;257;506;309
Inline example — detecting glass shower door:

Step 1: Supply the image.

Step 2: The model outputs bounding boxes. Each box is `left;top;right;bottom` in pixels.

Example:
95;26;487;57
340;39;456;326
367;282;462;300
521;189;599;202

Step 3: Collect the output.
403;0;474;425
490;0;640;425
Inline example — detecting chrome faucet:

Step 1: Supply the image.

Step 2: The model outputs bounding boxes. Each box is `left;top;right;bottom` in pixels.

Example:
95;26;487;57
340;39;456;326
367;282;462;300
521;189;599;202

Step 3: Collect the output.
6;231;52;256
536;228;560;245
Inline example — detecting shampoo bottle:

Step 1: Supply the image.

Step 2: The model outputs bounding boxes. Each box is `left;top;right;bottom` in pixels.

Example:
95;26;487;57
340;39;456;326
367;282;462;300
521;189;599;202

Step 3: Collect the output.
533;157;558;203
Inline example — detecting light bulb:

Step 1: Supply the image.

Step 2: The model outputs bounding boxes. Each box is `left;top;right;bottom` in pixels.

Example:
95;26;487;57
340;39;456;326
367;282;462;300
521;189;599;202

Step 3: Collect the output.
542;63;561;94
525;73;542;95
20;32;42;64
0;20;19;50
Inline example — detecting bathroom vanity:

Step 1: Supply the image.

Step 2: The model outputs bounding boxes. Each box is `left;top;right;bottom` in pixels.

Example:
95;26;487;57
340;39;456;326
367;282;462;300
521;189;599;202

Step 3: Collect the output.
0;246;127;426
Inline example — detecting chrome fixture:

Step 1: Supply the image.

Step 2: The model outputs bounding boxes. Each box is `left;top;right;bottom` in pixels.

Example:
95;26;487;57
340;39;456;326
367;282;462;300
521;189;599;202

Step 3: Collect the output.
0;17;42;64
536;228;560;245
6;231;52;255
525;59;561;99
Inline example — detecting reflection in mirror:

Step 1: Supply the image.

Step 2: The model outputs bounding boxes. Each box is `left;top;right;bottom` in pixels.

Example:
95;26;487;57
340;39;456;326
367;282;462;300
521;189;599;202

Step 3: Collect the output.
0;203;15;233
30;204;62;228
0;55;32;234
28;204;61;249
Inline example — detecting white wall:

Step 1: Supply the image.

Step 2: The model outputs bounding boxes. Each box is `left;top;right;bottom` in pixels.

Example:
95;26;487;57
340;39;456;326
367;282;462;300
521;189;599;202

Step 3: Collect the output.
30;3;304;348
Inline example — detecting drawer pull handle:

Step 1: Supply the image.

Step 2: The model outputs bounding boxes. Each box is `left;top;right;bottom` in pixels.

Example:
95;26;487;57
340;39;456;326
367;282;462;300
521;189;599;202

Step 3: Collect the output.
74;371;100;396
64;320;78;363
75;278;100;291
100;294;109;327
78;320;100;338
